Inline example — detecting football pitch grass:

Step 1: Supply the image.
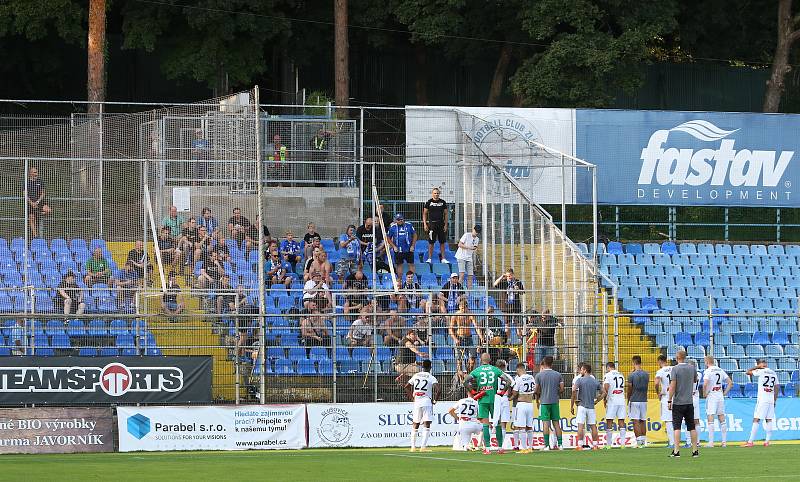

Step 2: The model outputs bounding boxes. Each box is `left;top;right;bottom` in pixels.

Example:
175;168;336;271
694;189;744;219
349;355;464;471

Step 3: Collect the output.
3;444;799;481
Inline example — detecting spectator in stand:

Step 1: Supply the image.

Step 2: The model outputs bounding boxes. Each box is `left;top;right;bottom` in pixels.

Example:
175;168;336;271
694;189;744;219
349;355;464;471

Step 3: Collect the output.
179;217;201;266
448;298;484;360
344;265;369;315
266;133;289;184
305;249;333;285
197;250;224;289
303;222;321;260
126;240;149;279
438;272;466;313
414;308;431;345
84;247;112;287
26;167;52;238
347;307;374;347
115;260;140;310
212;235;230;262
212;274;243;314
227;207;251;246
162;205;185;238
382;309;405;346
337;224;361;279
394;329;427;378
356;215;390;273
157;226;183;275
161;271;185;315
534;310;562;363
192;128;211;183
198;207;219;235
422;187;449;264
304;247;321;280
56;270;85;316
396;271;422;313
9;319;26;355
280;231;302;272
386;213;417;277
493;268;524;327
303;271;332;311
455;225;481;289
485;306;513;363
300;300;330;348
264;251;293;290
245;215;271;254
194;225;213;264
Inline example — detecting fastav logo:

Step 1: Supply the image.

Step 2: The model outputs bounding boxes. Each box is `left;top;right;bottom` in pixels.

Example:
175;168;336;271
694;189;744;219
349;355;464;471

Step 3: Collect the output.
470;113;554;183
638;120;794;187
317;408;353;446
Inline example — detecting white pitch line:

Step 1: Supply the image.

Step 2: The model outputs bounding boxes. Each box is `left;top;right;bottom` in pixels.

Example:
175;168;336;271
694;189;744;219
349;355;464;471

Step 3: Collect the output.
382;453;791;481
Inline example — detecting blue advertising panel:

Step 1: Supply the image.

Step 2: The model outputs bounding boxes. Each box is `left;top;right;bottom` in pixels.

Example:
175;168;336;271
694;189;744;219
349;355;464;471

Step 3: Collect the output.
575;109;800;206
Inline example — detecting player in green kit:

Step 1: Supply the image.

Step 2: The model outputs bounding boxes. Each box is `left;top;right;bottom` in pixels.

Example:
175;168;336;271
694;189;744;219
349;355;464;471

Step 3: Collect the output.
464;353;514;454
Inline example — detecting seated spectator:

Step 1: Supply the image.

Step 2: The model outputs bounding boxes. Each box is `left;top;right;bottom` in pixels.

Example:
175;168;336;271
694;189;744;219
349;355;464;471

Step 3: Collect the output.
115;261;140;309
227;207;251;246
56;270;85;316
382;309;405;346
347;307;374;347
179;217;201;266
157;226;183;274
337;224;360;279
26;167;52;238
84;247;112;287
303;222;321;259
304;236;322;266
437;272;466;313
212;235;230;262
126;240;149;279
212;274;243;314
448;299;483;360
300;300;331;347
394;329;427;379
303;271;332;311
280;231;302;272
162;205;185;238
344;265;369;314
305;248;332;285
198;207;219;235
245;215;271;254
8;319;25;355
197;250;224;289
396;271;422;313
485;306;514;362
493;268;525;327
264;252;292;290
194;225;213;264
161;272;184;315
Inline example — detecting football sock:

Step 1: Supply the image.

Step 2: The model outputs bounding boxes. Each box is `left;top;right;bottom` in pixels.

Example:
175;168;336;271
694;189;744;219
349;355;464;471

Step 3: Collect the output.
557;435;563;447
495;426;504;447
544;433;550;447
516;430;526;450
619;428;627;446
708;424;715;444
421;428;430;448
606;429;612;445
763;421;772;443
666;422;675;446
527;430;534;449
411;429;418;449
720;421;728;443
748;423;759;443
482;424;491;448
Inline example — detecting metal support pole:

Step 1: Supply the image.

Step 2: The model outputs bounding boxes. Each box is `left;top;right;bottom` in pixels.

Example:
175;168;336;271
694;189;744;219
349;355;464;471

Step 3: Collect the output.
481;165;489;315
724;208;729;241
602;290;608;368
560;154;566;236
98;102;104;238
254;86;267;404
234;315;240;405
529;204;536;311
615;205;620;241
332;317;338;403
708;296;714;357
777;208;781;242
142;160;149;291
359;108;365;221
592;167;598;266
613;304;619;364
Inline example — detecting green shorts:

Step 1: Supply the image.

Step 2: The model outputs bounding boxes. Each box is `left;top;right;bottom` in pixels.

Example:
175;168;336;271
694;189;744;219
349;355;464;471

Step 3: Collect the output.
477;401;495;419
539;403;560;421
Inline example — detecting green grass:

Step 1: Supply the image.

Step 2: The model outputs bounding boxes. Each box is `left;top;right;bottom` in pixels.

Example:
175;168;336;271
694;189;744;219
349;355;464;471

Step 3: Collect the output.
2;444;799;481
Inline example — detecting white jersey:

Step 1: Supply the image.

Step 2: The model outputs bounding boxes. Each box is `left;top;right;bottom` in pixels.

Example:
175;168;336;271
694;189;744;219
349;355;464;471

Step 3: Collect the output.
752;368;778;405
655;366;672;397
452;397;479;422
513;374;536;395
408;372;438;402
703;366;730;399
692;370;702;404
603;370;626;404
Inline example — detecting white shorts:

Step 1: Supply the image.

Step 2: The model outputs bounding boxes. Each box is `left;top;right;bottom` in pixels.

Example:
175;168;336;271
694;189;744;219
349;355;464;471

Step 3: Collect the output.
513;402;535;428
412;401;433;424
491;396;511;425
454;421;483;450
660;398;672;422
754;401;776;420
628;402;648;421
605;403;626;420
692;400;700;420
706;396;726;416
457;259;474;276
576;406;597;425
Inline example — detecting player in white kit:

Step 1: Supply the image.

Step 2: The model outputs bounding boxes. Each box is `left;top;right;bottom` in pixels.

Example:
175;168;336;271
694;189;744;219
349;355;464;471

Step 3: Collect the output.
448;392;482;451
405;359;440;452
490;359;512;449
744;359;779;447
703;356;731;447
510;363;536;453
601;362;627;448
686;359;702;448
655;355;676;448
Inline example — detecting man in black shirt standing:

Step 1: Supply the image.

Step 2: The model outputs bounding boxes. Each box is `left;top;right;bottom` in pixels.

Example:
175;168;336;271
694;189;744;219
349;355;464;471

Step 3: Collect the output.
26;167;52;238
534;310;562;364
356;215;390;272
422;187;449;264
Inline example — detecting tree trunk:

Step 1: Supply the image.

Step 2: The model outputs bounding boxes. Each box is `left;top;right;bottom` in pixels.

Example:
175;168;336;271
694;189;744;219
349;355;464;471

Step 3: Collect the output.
87;0;106;114
334;0;349;108
763;0;800;112
414;44;429;105
487;44;513;106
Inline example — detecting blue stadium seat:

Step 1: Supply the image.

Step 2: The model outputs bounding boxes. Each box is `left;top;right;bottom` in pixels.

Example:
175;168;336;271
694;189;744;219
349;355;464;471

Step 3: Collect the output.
752;331;771;345
719;359;738;372
715;244;732;255
626;243;643;254
746;344;765;358
772;331;790;345
79;347;97;357
338;359;360;374
728;383;744;398
784;383;797;398
662;242;678;255
351;347;371;362
743;383;758;398
309;347;329;361
727;344;746;359
274;358;294;374
675;332;693;346
697;243;714;255
297;359;317;375
694;332;710;347
655;333;673;347
688;345;705;359
678;243;697;254
607;242;623;255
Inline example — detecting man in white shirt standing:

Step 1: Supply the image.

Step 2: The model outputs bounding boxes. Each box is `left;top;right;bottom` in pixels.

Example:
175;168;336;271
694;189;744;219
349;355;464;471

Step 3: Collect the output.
744;359;779;447
405;359;440;452
511;363;536;453
600;362;627;448
654;355;675;448
455;225;481;289
703;355;731;447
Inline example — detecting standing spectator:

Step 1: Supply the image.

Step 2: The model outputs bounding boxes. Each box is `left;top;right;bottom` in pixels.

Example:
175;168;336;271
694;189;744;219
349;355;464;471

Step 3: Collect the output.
303;222;321;259
455;225;481;289
162;205;185;238
245;215;271;254
26;167;52;238
198;207;219;235
311;128;333;183
394;329;427;378
486;306;512;362
386;213;417;277
264;251;293;290
337;225;360;279
422;187;449;263
534;310;563;364
303;271;332;310
157;226;183;275
266;133;289;184
343;265;369;314
397;271;422;313
382;310;405;346
280;231;302;272
300;301;330;348
347;307;374;347
84;247;112;287
196;250;224;289
115;261;140;310
192;128;211;183
9;319;26;355
448;299;484;360
227;207;251;246
304;236;322;268
667;350;700;458
438;272;466;313
56;270;85;316
493;268;524;327
356;215;390;273
126;240;149;279
305;249;333;285
161;272;185;315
